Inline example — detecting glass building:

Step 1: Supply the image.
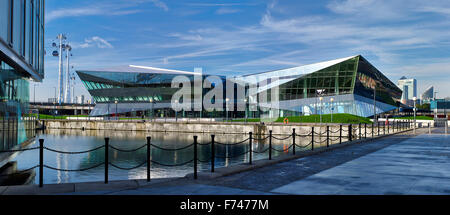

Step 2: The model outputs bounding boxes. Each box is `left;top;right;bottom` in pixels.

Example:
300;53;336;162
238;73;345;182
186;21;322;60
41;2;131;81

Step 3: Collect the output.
77;55;402;118
0;0;44;152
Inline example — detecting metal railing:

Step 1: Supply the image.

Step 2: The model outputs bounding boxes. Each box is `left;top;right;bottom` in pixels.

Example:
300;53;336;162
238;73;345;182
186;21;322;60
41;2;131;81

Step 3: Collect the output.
0;120;417;187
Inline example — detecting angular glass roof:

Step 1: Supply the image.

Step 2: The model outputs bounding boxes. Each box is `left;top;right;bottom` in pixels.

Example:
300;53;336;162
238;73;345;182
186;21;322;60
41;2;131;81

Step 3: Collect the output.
79;65;201;75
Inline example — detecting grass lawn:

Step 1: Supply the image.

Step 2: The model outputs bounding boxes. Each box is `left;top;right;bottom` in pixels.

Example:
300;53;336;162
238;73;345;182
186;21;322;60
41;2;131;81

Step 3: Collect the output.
32;114;90;119
231;114;372;124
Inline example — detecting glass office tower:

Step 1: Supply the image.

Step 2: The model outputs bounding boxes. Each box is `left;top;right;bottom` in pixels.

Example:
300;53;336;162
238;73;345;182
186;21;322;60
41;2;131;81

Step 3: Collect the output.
0;0;45;151
78;55;402;118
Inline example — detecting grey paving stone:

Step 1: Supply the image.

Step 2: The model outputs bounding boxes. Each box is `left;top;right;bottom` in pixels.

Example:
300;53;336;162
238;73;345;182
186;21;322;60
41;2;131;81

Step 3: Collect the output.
270;132;450;195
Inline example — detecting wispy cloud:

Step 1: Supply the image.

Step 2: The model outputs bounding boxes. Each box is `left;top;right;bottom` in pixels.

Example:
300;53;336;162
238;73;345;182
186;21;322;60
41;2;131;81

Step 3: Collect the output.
72;36;114;49
149;0;169;12
216;7;241;15
46;0;169;23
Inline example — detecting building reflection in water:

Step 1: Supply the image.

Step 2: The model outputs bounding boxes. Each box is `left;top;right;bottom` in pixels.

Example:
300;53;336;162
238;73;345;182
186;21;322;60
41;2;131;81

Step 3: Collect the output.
14;129;310;184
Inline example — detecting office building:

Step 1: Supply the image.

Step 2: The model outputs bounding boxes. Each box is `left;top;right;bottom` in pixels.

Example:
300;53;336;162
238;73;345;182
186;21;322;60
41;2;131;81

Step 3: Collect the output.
0;0;45;151
77;55;402;118
398;76;417;105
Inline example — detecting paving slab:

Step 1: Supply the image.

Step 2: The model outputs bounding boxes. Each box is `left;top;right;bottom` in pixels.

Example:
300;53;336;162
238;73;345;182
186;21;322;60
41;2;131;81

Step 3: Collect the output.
2;183;75;195
271;133;450;195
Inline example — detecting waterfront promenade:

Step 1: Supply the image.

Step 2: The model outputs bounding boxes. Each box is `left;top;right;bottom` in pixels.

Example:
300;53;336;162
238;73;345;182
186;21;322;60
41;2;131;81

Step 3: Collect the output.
1;128;449;195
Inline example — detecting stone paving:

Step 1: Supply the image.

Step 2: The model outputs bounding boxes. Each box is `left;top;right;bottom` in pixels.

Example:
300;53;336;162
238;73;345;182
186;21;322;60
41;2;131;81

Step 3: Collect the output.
2;128;449;195
272;133;450;195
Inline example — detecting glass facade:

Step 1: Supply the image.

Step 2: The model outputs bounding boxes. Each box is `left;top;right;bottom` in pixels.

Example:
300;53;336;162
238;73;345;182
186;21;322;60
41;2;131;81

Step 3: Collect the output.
78;55;402;118
77;69;227;118
0;0;44;151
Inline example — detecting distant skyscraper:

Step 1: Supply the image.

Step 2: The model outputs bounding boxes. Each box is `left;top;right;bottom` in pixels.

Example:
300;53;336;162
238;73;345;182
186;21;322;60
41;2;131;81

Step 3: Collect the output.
420;86;434;104
398;76;417;105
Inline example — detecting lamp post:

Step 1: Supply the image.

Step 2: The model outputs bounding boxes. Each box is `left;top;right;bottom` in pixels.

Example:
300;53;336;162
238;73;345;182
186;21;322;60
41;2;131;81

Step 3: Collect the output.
149;98;154;122
53;101;56;119
330;97;334;123
33;84;36;103
244;98;248;123
115;100;118;120
107;102;110;121
174;100;178;122
373;85;377;126
319;96;323;124
413;97;417;134
225;98;230;122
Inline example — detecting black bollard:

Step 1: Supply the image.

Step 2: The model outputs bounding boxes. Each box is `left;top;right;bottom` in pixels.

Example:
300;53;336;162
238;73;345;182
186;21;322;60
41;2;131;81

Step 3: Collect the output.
147;136;151;182
326;126;330;147
249;132;252;165
39;139;44;188
211;135;215;172
292;129;296;155
104;137;109;184
194;136;198;179
269;130;272;160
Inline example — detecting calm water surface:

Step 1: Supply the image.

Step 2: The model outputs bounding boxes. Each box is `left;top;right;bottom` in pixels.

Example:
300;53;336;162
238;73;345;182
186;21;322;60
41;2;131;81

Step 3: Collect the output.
12;129;315;185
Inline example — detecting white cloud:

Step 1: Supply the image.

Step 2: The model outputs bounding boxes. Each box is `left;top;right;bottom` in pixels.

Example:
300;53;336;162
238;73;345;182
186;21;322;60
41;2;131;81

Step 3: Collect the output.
150;0;169;11
72;36;114;49
46;0;169;23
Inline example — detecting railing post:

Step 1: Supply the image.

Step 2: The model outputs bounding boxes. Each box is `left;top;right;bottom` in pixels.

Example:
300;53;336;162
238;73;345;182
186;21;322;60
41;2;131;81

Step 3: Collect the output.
104;137;109;184
377;122;380;136
326;126;330;147
39;139;44;188
429;122;431;134
372;123;374;137
349;124;352;142
339;125;342;144
147;136;151;182
311;127;315;151
211;135;215;172
194;136;198;180
292;129;296;155
365;123;367;139
359;123;362;140
269;130;272;160
249;132;253;165
387;120;389;134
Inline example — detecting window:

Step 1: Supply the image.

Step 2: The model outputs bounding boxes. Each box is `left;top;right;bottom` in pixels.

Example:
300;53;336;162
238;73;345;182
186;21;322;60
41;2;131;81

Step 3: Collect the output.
12;0;24;54
0;0;9;40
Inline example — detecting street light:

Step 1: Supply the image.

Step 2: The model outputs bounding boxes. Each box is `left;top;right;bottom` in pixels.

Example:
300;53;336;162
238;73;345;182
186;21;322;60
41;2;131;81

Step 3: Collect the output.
149;98;154;122
413;97;417;134
226;98;230;122
115;100;118;120
244;98;248;123
330;97;334;123
319;96;323;124
174;100;178;122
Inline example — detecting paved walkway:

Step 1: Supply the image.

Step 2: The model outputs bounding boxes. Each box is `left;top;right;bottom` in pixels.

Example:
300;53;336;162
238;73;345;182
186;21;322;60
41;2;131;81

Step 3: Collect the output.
2;128;449;195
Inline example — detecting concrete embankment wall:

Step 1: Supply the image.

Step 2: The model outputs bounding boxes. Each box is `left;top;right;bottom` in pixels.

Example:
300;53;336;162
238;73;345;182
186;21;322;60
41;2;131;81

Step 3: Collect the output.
40;120;356;136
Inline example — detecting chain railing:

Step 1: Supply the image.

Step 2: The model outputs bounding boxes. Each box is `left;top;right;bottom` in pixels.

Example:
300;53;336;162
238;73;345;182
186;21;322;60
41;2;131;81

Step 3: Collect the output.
0;120;419;186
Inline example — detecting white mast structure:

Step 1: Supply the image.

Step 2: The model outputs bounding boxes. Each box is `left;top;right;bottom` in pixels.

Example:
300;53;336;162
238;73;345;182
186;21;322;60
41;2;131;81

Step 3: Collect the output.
64;44;72;103
56;34;66;104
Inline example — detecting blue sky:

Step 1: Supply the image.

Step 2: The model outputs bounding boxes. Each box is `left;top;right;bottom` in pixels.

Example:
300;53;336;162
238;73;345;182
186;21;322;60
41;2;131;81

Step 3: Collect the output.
35;0;450;102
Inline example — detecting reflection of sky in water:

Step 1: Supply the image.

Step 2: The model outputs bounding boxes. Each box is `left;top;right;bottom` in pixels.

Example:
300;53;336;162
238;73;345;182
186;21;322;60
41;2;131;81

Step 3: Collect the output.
12;129;321;185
